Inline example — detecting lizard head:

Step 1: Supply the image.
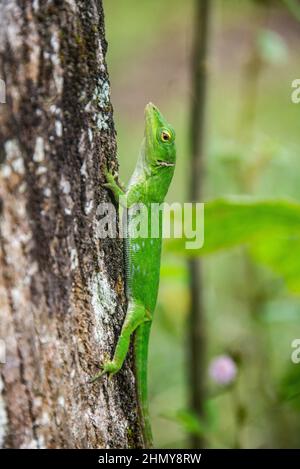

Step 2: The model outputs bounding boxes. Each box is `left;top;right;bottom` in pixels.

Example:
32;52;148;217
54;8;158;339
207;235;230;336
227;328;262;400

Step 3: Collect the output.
144;102;176;172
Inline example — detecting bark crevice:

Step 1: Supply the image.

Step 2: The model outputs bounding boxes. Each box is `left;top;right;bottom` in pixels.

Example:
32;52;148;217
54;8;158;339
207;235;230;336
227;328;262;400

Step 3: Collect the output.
0;0;143;449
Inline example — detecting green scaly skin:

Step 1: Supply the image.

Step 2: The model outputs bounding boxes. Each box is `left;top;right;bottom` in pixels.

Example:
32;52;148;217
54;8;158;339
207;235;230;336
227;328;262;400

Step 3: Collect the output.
91;103;176;448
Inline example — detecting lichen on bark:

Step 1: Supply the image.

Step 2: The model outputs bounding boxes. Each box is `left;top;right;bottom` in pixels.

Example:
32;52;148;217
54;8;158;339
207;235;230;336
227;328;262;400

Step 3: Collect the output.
0;0;143;449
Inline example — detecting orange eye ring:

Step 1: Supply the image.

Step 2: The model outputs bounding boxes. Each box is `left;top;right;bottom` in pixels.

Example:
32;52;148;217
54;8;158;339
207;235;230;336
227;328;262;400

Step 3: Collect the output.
160;130;172;142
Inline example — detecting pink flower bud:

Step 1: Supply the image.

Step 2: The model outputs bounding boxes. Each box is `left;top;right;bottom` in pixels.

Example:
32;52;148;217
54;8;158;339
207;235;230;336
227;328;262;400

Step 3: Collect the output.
209;355;237;385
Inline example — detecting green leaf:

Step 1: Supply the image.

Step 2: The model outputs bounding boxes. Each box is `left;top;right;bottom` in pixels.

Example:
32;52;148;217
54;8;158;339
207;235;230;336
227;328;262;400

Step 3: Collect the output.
279;364;300;409
165;197;300;294
282;0;300;23
161;402;218;437
250;236;300;294
166;198;300;255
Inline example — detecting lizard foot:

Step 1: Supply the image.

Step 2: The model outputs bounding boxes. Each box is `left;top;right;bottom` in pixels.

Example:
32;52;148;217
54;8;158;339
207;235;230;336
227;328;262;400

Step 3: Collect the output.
102;167;126;202
89;360;120;383
104;167;116;185
103;182;117;192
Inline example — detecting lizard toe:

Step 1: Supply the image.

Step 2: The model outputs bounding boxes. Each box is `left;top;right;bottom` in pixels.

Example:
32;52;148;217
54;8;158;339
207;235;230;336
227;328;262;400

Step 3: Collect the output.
89;361;119;383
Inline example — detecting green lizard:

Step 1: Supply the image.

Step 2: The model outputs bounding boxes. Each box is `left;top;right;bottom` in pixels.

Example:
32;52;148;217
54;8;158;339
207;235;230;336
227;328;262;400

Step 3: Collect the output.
91;103;176;448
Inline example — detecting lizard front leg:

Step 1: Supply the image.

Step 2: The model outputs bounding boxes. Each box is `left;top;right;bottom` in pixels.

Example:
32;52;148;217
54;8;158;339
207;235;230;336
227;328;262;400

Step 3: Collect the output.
90;300;149;382
104;167;144;208
103;167;126;203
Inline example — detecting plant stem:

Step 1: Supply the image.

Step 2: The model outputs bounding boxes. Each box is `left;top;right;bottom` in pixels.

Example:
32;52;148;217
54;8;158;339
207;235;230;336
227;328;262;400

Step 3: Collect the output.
188;0;211;449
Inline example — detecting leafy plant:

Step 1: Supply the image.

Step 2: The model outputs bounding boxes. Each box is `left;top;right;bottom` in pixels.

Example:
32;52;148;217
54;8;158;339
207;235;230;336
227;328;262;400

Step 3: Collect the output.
166;198;300;294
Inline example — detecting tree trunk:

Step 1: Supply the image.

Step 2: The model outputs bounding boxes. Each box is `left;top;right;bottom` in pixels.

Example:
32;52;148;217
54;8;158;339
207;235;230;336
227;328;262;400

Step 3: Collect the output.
0;0;142;449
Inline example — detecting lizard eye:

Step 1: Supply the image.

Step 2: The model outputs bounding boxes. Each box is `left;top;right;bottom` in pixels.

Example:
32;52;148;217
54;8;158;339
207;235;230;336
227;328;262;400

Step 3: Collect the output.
160;129;172;142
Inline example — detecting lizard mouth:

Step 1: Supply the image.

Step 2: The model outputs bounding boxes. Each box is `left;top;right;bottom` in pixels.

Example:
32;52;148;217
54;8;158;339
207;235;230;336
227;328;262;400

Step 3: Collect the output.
156;160;175;167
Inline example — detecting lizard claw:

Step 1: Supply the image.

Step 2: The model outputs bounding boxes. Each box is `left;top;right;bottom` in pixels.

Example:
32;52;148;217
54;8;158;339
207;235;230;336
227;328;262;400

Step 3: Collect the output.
89;360;119;383
89;370;106;384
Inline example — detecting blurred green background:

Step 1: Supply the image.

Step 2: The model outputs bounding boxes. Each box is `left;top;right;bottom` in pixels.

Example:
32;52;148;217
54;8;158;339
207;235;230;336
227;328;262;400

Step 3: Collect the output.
103;0;300;448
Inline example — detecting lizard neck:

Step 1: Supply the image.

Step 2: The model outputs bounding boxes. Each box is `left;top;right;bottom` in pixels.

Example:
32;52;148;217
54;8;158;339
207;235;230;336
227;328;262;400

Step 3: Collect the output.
143;141;175;203
127;139;175;204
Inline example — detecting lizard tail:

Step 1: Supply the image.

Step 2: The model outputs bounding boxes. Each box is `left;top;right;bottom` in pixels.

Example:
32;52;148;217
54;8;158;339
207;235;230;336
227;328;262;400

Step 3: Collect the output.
134;322;153;448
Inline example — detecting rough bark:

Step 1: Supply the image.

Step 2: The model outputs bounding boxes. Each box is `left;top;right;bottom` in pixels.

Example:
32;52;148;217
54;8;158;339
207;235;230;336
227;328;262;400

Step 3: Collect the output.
0;0;142;449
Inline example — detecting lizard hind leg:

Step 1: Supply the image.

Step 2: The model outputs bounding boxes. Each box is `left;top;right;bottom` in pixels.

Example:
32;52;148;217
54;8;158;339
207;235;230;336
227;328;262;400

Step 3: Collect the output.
90;300;146;383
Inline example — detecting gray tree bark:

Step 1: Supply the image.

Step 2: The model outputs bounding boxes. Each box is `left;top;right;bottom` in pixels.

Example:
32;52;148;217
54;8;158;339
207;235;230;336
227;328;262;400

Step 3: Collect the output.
0;0;142;449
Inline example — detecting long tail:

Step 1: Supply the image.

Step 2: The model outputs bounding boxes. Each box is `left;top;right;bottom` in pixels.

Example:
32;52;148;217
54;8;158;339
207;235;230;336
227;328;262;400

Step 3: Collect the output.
134;322;153;448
